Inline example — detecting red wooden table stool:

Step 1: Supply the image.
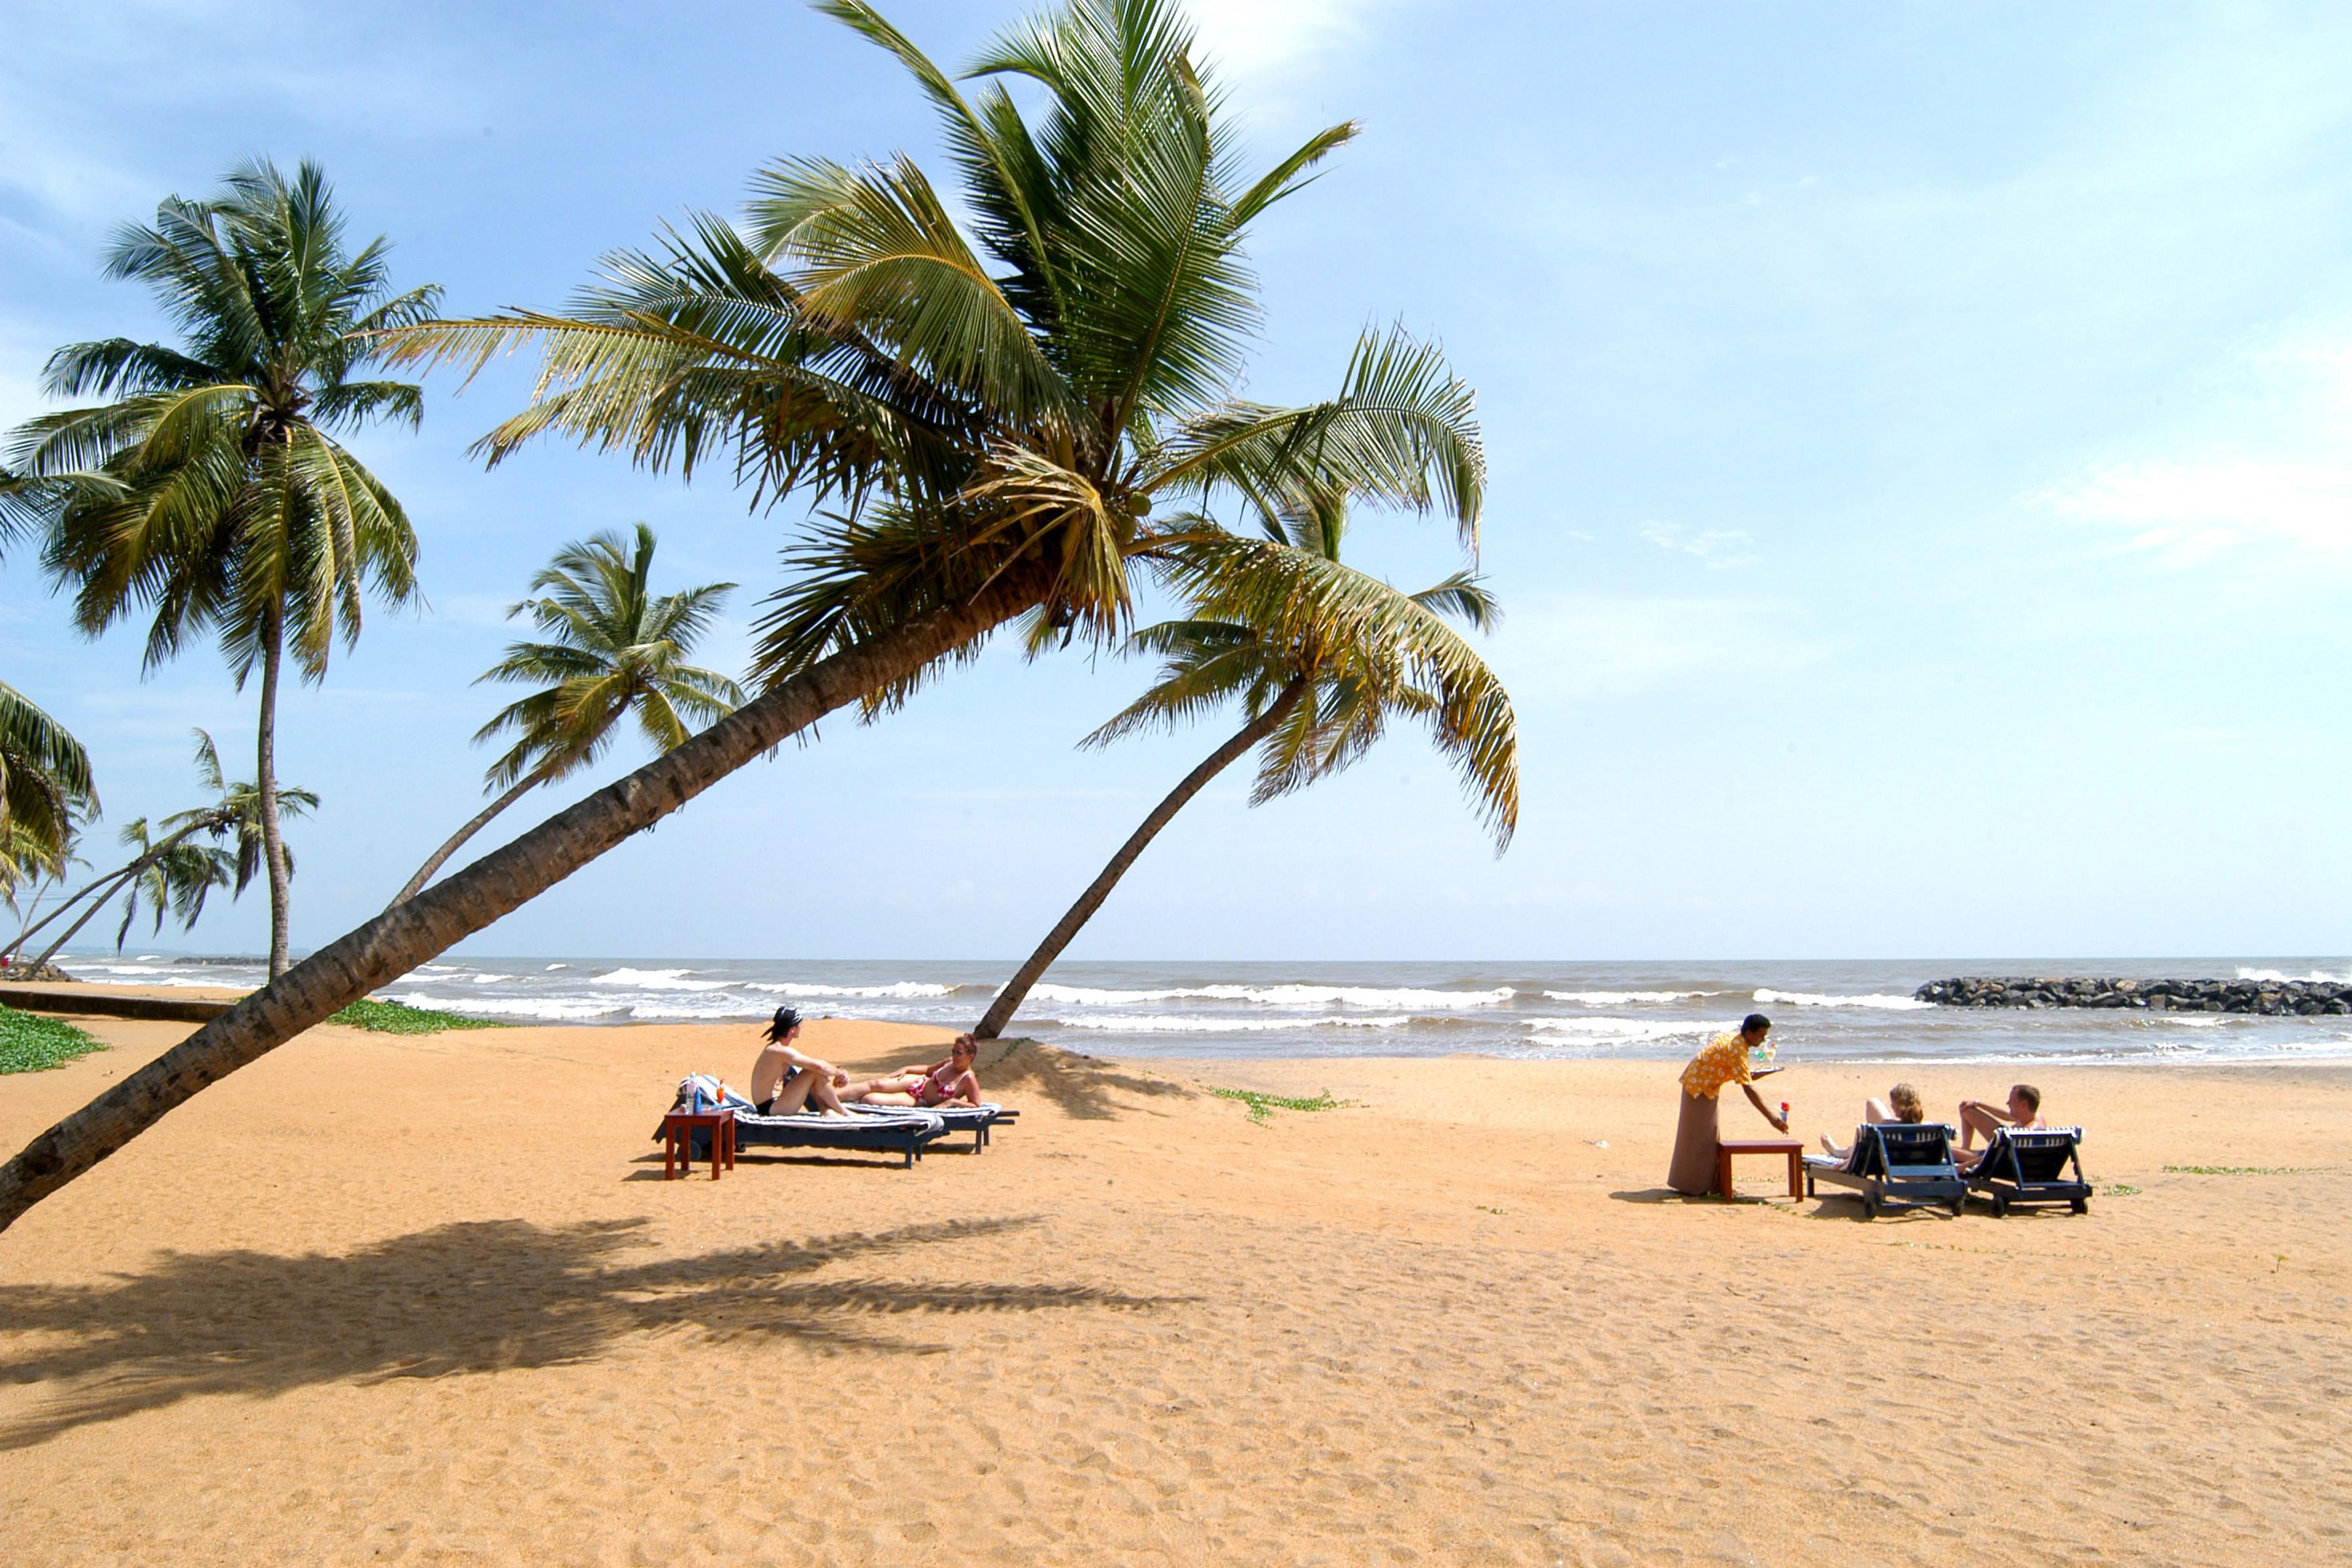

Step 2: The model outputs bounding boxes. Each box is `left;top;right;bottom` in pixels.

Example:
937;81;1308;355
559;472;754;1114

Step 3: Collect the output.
662;1108;736;1181
1717;1138;1803;1199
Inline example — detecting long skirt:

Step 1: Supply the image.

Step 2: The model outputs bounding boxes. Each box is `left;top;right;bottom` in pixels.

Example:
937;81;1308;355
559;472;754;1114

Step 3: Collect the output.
1666;1089;1722;1196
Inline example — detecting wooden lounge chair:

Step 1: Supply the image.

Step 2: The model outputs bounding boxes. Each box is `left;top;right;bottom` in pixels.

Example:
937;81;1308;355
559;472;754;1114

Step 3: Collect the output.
653;1105;949;1169
1803;1123;1968;1218
1964;1126;2091;1215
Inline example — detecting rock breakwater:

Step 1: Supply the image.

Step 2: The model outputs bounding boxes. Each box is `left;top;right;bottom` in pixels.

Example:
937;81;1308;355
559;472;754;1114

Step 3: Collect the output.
1916;976;2352;1015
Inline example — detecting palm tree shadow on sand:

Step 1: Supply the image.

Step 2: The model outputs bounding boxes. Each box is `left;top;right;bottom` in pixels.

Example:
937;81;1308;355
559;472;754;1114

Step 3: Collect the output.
0;1214;1176;1450
978;1038;1193;1122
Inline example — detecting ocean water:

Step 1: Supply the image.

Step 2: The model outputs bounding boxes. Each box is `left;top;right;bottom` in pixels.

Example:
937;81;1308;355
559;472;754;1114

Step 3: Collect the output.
50;953;2352;1066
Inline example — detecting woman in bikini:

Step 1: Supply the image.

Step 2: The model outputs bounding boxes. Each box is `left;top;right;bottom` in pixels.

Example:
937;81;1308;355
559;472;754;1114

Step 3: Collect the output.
841;1034;982;1108
746;1006;852;1116
1817;1081;1925;1164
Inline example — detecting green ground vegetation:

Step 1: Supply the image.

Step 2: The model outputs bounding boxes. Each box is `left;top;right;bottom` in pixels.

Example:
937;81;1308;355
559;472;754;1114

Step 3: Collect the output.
1210;1086;1351;1126
0;1004;105;1073
2162;1164;2318;1176
325;998;511;1035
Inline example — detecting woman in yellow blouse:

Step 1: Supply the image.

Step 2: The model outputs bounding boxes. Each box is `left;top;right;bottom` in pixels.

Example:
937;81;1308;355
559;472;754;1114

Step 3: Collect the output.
1667;1013;1790;1195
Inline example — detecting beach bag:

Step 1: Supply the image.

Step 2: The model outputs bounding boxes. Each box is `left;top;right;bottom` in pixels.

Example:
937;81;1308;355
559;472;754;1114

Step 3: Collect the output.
674;1073;753;1115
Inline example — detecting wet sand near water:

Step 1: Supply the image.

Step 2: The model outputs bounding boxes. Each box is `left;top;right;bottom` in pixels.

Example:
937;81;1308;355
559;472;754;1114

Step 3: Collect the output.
0;1005;2345;1565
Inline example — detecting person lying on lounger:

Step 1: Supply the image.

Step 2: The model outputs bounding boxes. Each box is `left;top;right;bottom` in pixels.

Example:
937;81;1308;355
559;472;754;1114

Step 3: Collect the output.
841;1033;982;1109
747;1005;851;1117
1817;1081;1927;1164
1953;1082;2046;1169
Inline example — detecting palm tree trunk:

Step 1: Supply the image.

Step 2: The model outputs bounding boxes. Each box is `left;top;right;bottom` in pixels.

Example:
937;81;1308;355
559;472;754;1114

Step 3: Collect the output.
256;599;293;979
0;570;1049;1234
974;676;1309;1040
385;770;547;911
25;866;145;975
23;811;235;973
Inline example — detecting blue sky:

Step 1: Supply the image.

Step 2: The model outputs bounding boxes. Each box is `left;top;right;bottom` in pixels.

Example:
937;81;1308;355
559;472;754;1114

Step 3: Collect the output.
3;0;2349;963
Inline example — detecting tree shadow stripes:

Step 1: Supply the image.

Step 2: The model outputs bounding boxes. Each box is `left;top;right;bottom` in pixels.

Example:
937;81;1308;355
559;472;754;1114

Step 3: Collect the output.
0;1213;1176;1448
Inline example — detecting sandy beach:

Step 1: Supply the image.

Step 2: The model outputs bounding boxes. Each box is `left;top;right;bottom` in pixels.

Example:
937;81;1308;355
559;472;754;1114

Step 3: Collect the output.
1;1000;2346;1567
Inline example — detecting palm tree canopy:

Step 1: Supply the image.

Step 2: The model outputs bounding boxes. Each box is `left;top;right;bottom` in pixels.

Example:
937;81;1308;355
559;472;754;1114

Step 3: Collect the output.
0;680;98;891
473;523;747;789
170;728;316;896
8;158;437;682
1090;491;1518;849
380;0;1483;719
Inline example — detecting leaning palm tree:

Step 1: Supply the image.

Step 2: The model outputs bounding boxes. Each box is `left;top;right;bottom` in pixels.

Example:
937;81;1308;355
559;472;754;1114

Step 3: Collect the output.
388;524;744;907
6;158;437;979
975;497;1516;1037
106;818;238;951
0;681;97;903
12;730;314;974
0;0;1484;1233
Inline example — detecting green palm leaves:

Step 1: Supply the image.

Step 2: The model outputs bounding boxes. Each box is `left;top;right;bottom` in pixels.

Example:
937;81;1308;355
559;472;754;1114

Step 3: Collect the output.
0;682;95;897
1128;507;1518;847
5;158;436;975
475;524;744;785
382;0;1482;699
17;159;433;679
389;526;743;907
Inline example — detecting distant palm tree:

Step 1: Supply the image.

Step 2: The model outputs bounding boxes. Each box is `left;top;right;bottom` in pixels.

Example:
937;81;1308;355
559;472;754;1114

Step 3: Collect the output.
389;524;744;907
975;495;1517;1037
14;731;314;973
7;159;438;977
0;0;1484;1233
0;681;97;901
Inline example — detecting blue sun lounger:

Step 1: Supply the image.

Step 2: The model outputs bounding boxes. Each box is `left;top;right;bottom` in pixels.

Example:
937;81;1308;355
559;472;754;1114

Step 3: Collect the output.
847;1101;1013;1151
1803;1123;1968;1218
1964;1126;2091;1215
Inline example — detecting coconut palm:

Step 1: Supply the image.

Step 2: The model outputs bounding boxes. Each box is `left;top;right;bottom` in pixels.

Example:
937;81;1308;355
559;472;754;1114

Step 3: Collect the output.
975;496;1516;1037
6;158;437;979
0;0;1484;1232
0;681;97;902
12;730;313;974
389;523;745;907
106;819;237;951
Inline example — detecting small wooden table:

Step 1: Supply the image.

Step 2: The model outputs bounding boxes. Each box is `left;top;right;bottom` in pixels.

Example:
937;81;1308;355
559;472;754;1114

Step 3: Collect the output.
662;1109;736;1181
1718;1138;1803;1199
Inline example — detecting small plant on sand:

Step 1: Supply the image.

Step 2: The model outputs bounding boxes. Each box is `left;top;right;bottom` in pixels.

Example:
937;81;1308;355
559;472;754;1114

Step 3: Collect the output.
0;1004;104;1074
2162;1164;2315;1176
2104;1184;2141;1196
1210;1086;1349;1126
325;998;511;1035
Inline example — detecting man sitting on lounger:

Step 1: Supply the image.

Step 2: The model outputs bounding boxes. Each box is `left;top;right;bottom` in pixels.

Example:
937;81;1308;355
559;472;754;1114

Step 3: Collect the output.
1818;1082;1927;1164
842;1034;983;1109
1954;1082;2045;1169
747;1006;852;1117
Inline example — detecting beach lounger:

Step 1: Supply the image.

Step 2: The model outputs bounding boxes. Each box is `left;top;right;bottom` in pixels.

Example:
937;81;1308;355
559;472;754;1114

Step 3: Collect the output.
1803;1123;1968;1218
847;1100;1010;1151
1965;1126;2091;1215
652;1105;949;1169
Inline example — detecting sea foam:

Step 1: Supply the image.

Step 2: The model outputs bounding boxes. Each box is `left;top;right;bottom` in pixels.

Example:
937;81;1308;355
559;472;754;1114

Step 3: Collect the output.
1055;1012;1414;1032
1028;982;1511;1010
1752;988;1931;1011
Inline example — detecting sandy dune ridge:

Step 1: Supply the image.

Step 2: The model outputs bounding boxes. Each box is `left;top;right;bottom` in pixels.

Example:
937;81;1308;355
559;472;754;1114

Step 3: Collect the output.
0;1004;2345;1566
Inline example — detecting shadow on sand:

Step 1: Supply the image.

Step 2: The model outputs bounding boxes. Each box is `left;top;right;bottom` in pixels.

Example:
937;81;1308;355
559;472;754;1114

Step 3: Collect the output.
0;1214;1173;1450
979;1037;1192;1122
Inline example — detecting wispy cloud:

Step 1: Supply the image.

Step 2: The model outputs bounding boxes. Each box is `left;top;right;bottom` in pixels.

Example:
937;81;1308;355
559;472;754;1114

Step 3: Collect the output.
1183;0;1394;82
1638;522;1756;569
2030;321;2352;566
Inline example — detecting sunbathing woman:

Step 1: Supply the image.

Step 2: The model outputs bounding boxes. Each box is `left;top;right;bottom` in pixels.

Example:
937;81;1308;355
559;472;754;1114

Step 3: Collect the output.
842;1034;982;1108
747;1006;851;1116
1818;1082;1925;1163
